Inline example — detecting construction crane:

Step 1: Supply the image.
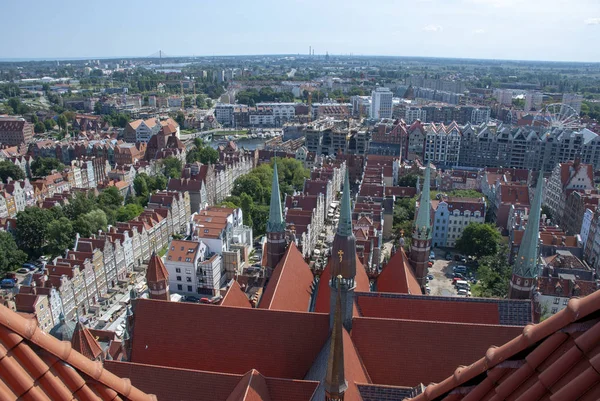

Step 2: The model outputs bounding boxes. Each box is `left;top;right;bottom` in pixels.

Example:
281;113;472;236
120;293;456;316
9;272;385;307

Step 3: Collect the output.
307;91;312;123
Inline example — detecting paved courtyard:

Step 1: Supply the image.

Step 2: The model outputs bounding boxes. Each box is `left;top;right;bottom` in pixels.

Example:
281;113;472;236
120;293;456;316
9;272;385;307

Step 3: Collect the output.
427;248;461;297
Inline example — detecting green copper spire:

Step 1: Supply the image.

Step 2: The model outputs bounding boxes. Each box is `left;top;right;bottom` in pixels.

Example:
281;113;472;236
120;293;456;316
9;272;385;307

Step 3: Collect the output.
513;171;544;278
414;163;432;240
266;161;285;233
337;170;353;237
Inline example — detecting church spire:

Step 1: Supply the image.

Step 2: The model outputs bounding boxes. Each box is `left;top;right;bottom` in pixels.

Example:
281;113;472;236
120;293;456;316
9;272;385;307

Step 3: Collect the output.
267;160;285;233
509;171;544;299
409;163;432;292
414;163;431;240
265;160;287;273
324;276;348;401
337;170;353;237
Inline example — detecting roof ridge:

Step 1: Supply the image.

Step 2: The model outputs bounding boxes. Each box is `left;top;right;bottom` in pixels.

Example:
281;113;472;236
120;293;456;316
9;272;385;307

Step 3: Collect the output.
0;304;155;400
408;292;600;401
266;243;295;310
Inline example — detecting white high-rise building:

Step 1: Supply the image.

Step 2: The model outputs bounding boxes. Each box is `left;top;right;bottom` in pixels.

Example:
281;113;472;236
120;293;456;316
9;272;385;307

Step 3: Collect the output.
562;93;584;115
525;91;544;112
370;87;393;119
493;89;513;106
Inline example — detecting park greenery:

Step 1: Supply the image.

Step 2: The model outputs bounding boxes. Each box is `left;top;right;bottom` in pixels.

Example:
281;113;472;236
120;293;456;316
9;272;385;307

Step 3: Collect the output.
0;161;25;183
470;245;512;298
220;158;309;236
161;156;183;179
455;223;501;259
187;138;219;165
235;87;294;106
0;231;27;276
31;157;65;178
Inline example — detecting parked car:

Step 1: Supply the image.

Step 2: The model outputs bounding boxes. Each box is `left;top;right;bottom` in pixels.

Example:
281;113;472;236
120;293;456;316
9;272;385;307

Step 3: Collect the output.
427;274;434;280
0;279;15;289
200;297;211;304
453;265;467;274
446;253;452;261
22;263;37;271
184;296;199;303
17;268;30;274
457;288;472;297
427;261;433;267
453;272;465;279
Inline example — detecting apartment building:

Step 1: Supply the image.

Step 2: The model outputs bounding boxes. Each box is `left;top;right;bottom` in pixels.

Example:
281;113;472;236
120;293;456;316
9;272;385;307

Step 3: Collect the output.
423;122;462;168
431;196;486;248
371;87;393;119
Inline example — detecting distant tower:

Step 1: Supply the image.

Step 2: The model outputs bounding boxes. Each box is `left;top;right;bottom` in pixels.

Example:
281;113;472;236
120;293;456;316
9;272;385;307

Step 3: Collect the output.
509;171;544;299
329;171;356;330
146;251;170;301
324;276;348;401
409;164;432;292
71;321;103;361
266;161;287;276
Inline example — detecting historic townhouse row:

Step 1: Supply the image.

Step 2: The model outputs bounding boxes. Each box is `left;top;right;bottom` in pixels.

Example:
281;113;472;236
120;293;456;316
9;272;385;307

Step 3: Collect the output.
14;190;191;331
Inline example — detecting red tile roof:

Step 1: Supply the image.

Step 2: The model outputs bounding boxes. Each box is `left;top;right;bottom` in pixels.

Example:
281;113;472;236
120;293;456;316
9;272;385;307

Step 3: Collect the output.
220;281;252;308
341;329;372;401
226;369;272;401
314;257;370;313
356;293;500;324
409;291;600;401
146;252;169;283
129;299;330;379
376;248;422;294
71;322;103;360
258;243;314;312
0;304;155;400
105;361;319;401
351;317;523;387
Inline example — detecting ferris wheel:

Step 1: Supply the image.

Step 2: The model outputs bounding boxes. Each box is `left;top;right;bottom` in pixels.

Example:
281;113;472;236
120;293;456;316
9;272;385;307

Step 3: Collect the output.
531;103;581;130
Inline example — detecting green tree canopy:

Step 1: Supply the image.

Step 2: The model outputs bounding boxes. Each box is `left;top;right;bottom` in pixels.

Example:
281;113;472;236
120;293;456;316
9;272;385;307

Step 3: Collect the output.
162;157;182;179
98;186;124;209
232;175;263;201
240;193;254;227
455;223;501;258
15;207;54;257
0;231;28;275
116;203;144;222
34;121;46;133
398;174;419;187
472;246;512;298
46;217;75;257
0;161;25;183
31;157;65;177
133;174;150;199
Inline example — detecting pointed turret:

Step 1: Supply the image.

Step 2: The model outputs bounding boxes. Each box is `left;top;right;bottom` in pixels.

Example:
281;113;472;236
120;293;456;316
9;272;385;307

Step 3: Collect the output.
509;171;544;299
71;321;103;361
146;251;170;301
409;163;432;292
265;161;287;274
329;171;357;330
324;276;348;401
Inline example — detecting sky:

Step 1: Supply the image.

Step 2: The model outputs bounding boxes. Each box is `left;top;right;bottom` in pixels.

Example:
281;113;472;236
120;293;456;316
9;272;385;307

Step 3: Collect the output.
1;0;600;62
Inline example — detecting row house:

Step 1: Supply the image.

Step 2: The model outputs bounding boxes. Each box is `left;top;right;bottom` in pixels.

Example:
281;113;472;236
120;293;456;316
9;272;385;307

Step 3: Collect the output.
116;222;150;269
17;285;63;331
8;155;33;178
147;191;191;235
15;293;54;332
562;190;600;236
430;196;486;248
353;212;383;272
544;160;595;227
423;122;462;168
284;193;325;258
438;169;482;192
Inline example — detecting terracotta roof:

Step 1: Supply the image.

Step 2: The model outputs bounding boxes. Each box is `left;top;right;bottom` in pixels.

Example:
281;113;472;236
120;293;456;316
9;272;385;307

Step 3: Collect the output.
314;257;370;313
71;321;103;360
105;361;319;401
129;299;330;379
165;240;200;264
351;316;523;387
226;369;272;401
221;281;252;308
259;243;314;312
376;248;422;295
408;291;600;401
146;252;169;283
0;304;155;400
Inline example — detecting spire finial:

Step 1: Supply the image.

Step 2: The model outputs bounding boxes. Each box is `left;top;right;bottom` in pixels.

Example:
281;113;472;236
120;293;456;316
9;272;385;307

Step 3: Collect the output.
266;160;285;233
325;275;348;400
512;171;544;278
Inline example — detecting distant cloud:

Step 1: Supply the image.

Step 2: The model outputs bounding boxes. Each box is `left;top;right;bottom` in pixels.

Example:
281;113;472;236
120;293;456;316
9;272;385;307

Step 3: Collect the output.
473;28;486;34
423;24;443;32
585;18;600;25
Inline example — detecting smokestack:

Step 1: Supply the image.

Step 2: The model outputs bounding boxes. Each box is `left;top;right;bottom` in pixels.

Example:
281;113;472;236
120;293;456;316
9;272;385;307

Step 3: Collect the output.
309;46;311;56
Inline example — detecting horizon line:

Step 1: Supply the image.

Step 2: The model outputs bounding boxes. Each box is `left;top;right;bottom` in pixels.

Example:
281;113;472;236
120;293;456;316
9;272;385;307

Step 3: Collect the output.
1;53;600;64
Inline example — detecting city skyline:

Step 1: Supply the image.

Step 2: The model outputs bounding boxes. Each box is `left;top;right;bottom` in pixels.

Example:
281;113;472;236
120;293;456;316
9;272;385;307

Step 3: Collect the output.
2;0;600;62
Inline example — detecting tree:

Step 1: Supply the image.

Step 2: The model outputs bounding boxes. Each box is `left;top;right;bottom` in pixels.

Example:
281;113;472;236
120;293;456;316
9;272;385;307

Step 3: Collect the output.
397;174;419;187
455;223;501;258
133;175;149;199
63;192;96;220
57;114;68;131
15;208;54;257
472;246;512;298
251;205;270;235
0;161;25;183
174;111;185;127
31;157;65;177
43;119;55;131
98;186;124;209
162;157;182;179
116;203;144;222
34;121;46;133
232;175;263;201
154;174;168;191
240;193;254;226
187;146;219;165
0;231;27;275
46;217;74;257
84;209;108;235
541;205;553;221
